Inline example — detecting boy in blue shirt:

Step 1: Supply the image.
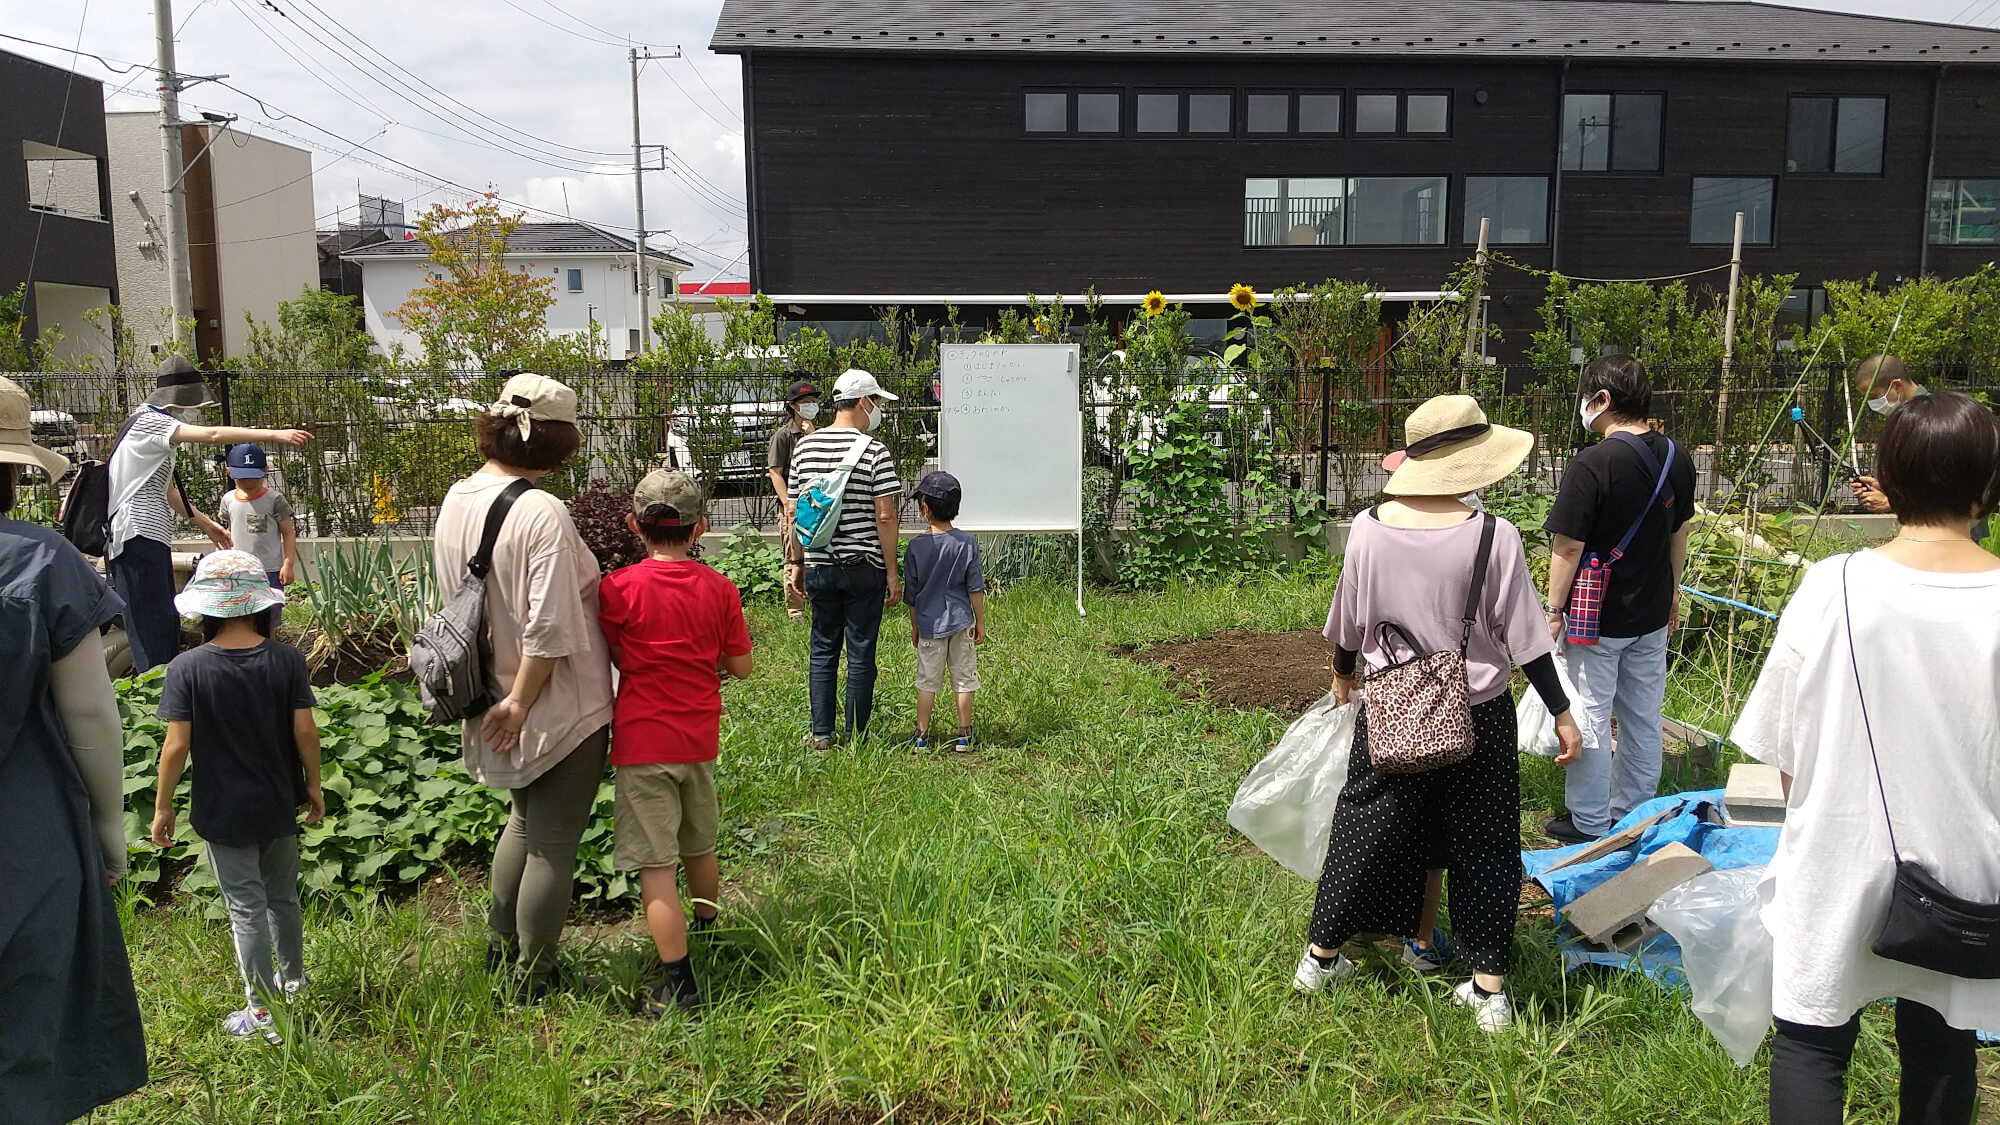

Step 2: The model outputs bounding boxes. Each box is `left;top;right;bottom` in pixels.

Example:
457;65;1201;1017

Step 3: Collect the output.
902;472;986;751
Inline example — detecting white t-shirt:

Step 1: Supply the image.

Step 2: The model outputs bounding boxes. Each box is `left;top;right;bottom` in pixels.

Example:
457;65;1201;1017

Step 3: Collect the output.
1732;550;2000;1030
107;408;180;557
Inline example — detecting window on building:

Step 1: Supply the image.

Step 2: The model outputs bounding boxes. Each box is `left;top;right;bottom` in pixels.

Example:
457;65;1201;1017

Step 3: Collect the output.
1298;93;1343;134
1561;92;1663;172
1776;287;1829;342
566;268;584;293
1354;93;1400;134
1463;176;1550;244
22;140;105;221
1137;93;1177;133
1929;178;2000;245
1136;91;1233;135
1025;92;1067;132
1244;176;1448;247
1406;94;1450;134
1076;92;1121;133
1188;93;1232;133
1787;96;1886;175
628;328;641;355
1691;177;1776;244
1247;92;1290;133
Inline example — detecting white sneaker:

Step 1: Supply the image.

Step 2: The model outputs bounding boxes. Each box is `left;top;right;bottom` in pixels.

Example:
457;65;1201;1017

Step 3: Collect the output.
1292;945;1356;994
1451;980;1513;1032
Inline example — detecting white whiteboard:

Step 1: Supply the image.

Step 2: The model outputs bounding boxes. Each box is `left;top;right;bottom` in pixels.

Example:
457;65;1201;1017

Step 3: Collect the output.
939;344;1081;533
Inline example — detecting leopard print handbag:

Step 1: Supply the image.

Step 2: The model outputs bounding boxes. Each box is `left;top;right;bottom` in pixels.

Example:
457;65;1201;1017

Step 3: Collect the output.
1362;513;1495;776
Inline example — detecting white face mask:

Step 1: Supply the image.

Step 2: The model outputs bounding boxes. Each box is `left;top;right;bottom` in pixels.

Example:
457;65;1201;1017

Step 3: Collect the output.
862;397;884;432
796;402;820;423
1579;394;1608;432
1866;394;1892;416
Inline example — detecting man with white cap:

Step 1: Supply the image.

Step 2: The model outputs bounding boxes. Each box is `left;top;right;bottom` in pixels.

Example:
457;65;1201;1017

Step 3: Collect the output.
108;355;312;674
786;368;905;750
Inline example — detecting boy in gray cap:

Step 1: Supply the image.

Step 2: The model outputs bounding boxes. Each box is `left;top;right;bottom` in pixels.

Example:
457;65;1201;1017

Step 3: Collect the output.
901;471;986;751
597;470;752;1017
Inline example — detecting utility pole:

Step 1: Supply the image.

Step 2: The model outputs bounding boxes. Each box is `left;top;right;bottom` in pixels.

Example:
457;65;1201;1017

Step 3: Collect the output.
628;46;679;356
156;0;195;349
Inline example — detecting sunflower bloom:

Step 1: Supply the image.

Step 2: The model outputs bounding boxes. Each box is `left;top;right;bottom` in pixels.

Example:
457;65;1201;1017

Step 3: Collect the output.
1229;283;1258;312
1142;290;1167;316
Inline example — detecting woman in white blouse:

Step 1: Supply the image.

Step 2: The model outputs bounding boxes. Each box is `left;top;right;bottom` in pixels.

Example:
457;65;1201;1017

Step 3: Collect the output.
1733;391;2000;1125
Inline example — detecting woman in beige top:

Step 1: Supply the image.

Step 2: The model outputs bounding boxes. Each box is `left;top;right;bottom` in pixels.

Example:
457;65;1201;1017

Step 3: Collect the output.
432;373;614;1002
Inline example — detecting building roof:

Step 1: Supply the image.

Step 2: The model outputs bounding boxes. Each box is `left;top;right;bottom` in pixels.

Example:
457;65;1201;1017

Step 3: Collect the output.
711;0;2000;65
342;221;693;268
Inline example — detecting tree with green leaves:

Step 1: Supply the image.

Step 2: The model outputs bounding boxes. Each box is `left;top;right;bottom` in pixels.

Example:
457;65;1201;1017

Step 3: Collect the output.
392;196;558;370
236;286;377;372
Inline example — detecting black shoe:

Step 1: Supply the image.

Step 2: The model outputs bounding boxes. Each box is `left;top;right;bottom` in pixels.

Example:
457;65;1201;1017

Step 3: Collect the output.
499;969;555;1007
690;912;719;935
485;940;517;973
1542;813;1600;846
643;980;701;1019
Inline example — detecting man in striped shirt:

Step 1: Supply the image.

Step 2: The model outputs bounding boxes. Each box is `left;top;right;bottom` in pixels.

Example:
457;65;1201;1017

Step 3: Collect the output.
786;369;904;750
107;357;311;673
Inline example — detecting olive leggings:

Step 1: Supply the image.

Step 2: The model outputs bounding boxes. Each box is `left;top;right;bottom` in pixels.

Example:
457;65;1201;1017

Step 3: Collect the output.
487;727;609;978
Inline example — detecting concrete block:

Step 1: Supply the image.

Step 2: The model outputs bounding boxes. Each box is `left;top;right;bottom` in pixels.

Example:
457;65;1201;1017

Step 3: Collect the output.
1562;841;1715;952
1724;762;1786;828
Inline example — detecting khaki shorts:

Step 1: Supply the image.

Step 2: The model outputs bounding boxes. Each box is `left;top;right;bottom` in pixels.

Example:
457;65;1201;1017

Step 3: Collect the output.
613;760;718;870
915;628;979;693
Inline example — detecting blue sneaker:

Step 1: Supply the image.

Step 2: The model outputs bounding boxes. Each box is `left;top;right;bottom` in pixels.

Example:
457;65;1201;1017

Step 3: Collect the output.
1401;930;1456;974
913;730;933;752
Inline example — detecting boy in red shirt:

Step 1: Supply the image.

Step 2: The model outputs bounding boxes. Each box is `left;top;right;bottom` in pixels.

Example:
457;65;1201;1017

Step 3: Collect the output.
598;470;753;1017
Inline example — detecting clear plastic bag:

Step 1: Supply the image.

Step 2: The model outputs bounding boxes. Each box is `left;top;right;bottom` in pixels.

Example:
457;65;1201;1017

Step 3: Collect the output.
1227;694;1357;880
1515;656;1578;758
1648;865;1774;1067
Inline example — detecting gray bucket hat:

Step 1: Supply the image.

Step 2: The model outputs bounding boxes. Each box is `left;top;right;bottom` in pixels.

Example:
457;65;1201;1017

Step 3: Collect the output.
145;355;219;410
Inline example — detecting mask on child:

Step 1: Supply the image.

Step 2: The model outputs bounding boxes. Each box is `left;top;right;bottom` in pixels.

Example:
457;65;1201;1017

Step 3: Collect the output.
797;402;820;423
1866;394;1892;415
1579;394;1607;432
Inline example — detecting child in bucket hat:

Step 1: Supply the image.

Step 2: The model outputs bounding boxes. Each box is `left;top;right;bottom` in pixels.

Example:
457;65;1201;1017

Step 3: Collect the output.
153;549;323;1043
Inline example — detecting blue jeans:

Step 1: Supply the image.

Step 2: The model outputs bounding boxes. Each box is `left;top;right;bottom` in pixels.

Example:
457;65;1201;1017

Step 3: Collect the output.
108;535;179;674
805;563;887;740
1561;627;1670;837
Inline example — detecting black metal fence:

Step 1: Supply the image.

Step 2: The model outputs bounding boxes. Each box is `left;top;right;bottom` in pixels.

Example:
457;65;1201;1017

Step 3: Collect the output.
8;363;1989;538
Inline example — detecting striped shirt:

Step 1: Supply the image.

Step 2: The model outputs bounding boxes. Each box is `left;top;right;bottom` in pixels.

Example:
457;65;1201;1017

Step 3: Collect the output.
787;428;901;567
108;408;180;556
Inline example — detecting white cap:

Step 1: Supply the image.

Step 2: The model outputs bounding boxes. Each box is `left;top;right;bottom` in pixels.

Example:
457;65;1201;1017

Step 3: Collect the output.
832;368;898;403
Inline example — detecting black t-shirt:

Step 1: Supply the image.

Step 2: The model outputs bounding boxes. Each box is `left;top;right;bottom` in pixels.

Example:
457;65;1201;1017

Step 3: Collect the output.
1544;430;1696;638
159;640;317;846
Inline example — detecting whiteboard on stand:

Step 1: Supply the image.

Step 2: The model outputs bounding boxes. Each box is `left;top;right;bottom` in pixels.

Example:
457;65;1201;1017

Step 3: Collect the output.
938;343;1085;612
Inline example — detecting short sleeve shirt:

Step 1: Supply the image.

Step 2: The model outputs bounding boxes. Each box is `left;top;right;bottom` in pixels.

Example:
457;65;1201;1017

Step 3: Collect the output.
598;559;753;766
158;641;317;847
786;429;902;567
1543;430;1696;637
767;420;802;481
108;408;180;554
221;489;293;573
902;528;985;640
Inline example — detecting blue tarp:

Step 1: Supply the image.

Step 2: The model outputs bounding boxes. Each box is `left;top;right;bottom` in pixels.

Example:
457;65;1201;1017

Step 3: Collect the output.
1522;789;1779;980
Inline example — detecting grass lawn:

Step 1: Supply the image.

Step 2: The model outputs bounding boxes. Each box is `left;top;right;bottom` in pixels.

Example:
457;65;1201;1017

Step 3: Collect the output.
104;574;1985;1124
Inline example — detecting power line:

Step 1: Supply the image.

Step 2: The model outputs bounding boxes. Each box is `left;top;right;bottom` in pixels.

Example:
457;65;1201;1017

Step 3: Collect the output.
679;56;744;127
533;0;629;45
23;0;93;300
659;64;742;132
497;0;626;47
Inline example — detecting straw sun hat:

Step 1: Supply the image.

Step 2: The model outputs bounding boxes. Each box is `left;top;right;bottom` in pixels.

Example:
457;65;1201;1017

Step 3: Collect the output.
0;376;70;478
1379;395;1533;497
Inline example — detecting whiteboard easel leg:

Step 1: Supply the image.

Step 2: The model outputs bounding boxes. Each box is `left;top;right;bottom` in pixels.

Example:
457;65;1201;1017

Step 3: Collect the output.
1076;526;1087;617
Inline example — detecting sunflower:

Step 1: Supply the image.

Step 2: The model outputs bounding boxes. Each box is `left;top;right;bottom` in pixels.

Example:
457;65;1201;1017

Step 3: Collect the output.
1142;290;1167;316
1229;283;1259;312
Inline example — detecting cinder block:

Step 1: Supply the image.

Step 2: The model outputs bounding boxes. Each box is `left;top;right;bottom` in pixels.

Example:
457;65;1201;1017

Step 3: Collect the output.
1562;842;1715;951
1724;763;1786;828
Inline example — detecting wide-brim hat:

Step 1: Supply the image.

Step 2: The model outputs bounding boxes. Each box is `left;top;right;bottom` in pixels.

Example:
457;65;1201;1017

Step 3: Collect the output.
145;355;219;410
0;376;71;478
174;549;286;619
1382;395;1534;497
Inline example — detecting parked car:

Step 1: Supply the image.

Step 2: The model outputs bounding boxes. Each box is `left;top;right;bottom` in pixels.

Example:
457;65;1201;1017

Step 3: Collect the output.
30;407;80;474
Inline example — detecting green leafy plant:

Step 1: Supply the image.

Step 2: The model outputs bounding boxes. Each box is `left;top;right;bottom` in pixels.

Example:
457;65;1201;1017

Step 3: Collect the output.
1124;399;1281;587
710;522;785;602
298;538;438;673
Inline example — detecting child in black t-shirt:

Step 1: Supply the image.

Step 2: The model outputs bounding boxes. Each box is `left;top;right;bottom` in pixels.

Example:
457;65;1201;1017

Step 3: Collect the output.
150;550;323;1043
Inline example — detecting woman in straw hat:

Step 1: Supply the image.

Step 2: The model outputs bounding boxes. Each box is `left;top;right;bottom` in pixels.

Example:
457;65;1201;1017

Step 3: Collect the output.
1292;395;1582;1033
0;377;148;1121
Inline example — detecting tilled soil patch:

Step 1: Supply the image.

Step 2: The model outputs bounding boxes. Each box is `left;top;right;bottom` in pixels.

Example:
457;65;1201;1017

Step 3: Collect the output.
1122;628;1335;718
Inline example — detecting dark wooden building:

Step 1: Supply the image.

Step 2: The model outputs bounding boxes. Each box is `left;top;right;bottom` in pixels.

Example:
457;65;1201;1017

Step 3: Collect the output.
1;47;119;363
713;0;2000;360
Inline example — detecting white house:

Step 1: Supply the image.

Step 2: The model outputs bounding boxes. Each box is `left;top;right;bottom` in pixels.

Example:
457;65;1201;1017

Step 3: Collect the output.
105;113;319;363
344;222;691;363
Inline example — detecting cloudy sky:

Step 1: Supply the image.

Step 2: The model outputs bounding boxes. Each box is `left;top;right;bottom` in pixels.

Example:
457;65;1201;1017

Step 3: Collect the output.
2;0;1993;282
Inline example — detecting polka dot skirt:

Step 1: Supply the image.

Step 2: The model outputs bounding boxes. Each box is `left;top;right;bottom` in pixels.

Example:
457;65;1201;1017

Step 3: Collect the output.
1307;695;1522;975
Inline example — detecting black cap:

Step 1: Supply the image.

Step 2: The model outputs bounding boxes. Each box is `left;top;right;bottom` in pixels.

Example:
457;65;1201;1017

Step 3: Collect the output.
785;379;819;403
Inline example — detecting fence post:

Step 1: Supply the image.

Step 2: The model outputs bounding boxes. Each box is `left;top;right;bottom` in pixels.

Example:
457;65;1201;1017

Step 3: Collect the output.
1317;364;1332;509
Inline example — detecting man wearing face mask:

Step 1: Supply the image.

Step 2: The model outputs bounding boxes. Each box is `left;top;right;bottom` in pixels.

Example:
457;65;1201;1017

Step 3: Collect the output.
767;377;821;621
1538;354;1696;845
1849;354;1928;514
785;368;905;750
106;356;312;673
